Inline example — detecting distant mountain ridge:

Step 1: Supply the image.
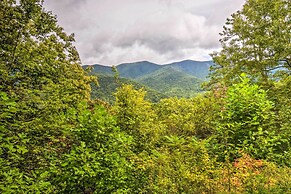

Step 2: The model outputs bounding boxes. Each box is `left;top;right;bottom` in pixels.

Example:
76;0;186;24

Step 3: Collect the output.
83;60;213;101
164;60;212;80
117;61;161;79
84;60;213;80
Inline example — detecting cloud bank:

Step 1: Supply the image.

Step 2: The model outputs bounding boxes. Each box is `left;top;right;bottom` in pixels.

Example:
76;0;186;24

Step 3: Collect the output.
44;0;245;65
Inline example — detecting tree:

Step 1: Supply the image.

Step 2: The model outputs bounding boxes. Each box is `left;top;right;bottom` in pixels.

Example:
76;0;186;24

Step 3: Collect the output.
114;84;161;150
210;0;291;86
211;75;286;163
54;103;133;193
0;0;94;105
209;0;291;166
113;84;164;192
0;0;95;192
155;94;219;139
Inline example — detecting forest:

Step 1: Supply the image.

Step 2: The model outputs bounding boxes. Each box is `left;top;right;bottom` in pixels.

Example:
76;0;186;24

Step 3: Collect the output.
0;0;290;193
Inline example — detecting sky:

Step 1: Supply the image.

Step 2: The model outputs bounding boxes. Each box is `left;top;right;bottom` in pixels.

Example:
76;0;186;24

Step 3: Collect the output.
43;0;245;66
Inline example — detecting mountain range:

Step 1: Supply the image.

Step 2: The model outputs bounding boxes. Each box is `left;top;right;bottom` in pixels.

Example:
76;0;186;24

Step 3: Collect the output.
83;60;213;102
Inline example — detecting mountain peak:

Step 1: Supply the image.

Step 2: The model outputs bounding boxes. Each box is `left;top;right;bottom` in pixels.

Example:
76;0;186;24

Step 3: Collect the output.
118;61;158;66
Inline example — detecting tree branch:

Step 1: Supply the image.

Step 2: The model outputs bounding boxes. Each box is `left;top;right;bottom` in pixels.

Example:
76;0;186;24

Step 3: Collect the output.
278;59;291;69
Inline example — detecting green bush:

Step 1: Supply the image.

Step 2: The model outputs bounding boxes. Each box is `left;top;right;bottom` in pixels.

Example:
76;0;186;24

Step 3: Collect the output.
211;75;281;162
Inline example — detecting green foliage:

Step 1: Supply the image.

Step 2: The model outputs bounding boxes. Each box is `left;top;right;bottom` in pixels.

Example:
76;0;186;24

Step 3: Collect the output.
210;0;291;86
211;75;286;162
144;138;219;194
54;103;133;193
208;0;291;167
90;73;168;103
269;76;291;166
0;0;94;99
1;0;290;193
0;90;58;192
113;84;164;192
1;91;133;193
0;0;94;192
113;84;162;151
156;94;219;139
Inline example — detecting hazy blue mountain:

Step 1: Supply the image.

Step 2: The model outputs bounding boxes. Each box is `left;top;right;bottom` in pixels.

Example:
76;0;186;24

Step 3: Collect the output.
86;60;211;80
164;60;213;80
117;61;160;79
83;64;113;75
84;61;162;78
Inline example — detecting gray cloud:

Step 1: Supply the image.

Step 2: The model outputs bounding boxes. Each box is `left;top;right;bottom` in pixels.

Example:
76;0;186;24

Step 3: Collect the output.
44;0;245;65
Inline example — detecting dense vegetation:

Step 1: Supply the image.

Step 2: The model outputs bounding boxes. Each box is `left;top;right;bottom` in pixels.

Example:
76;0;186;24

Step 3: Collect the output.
90;73;168;103
1;0;290;193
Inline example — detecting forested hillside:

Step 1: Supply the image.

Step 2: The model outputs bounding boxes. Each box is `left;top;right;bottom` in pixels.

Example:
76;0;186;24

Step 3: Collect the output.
85;60;211;100
90;73;168;103
136;66;203;98
1;0;290;193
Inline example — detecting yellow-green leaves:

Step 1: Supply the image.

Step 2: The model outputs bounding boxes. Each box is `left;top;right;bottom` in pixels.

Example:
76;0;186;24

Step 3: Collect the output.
0;0;96;193
212;76;283;162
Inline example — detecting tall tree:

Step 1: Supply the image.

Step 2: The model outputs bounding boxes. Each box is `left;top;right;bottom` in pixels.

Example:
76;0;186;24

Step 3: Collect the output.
209;0;291;167
113;84;163;192
0;0;94;105
0;0;95;192
210;0;291;86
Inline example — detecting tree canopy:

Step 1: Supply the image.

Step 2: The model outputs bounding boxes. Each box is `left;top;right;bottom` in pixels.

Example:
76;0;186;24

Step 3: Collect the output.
210;0;291;86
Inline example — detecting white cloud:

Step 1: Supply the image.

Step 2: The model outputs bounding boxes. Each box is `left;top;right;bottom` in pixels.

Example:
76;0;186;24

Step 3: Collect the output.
44;0;245;65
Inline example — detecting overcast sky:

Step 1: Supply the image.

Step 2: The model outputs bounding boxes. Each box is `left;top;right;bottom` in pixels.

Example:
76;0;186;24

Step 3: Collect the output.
44;0;245;66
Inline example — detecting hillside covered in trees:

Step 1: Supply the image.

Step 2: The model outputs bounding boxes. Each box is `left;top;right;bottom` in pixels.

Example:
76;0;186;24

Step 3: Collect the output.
84;60;212;101
89;73;168;103
0;0;290;193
